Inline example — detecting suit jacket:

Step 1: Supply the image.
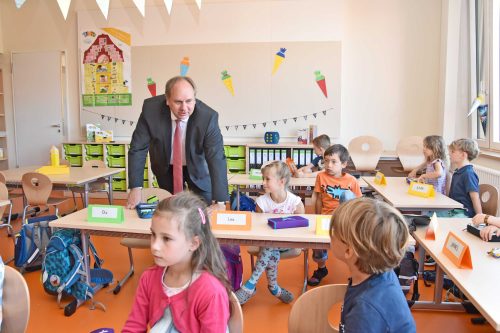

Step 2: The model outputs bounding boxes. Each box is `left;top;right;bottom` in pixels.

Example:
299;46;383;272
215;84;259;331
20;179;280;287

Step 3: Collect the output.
128;95;228;202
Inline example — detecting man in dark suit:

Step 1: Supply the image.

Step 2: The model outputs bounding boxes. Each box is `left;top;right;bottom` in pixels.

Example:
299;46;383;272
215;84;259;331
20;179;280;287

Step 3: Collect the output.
127;76;228;208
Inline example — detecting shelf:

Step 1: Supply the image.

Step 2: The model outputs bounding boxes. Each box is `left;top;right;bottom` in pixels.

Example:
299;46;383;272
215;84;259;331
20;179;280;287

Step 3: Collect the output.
0;158;7;161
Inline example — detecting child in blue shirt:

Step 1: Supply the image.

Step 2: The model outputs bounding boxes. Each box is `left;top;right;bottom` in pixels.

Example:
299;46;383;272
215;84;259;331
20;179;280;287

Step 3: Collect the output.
329;197;416;333
296;134;331;178
447;139;482;218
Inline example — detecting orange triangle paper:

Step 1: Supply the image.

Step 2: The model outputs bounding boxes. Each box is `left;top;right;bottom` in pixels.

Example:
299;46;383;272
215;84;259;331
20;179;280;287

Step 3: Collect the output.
425;212;437;240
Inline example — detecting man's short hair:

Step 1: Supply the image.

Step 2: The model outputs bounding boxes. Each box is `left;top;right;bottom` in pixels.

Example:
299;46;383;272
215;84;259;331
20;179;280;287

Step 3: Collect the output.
165;76;197;99
312;135;331;150
329;197;409;274
449;139;480;161
323;144;350;163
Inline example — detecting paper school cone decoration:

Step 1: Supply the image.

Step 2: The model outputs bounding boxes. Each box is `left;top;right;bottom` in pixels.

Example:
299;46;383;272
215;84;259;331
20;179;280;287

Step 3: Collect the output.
146;77;156;97
221;70;235;96
315;70;328;98
467;93;485;117
272;48;287;75
180;57;190;77
425;212;438;240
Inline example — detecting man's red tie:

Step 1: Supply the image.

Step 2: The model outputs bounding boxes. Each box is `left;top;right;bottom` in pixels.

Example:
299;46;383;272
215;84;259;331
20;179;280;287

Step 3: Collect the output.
173;119;183;194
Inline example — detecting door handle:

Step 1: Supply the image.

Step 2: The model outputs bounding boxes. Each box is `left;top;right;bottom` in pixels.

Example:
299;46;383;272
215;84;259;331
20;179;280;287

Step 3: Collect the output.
51;124;61;128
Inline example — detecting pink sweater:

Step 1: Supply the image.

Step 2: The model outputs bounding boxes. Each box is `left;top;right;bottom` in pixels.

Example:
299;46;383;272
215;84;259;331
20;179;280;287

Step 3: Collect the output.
122;266;230;333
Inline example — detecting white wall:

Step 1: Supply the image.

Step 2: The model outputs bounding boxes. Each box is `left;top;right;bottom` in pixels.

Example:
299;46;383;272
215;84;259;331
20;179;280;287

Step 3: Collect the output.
0;0;446;165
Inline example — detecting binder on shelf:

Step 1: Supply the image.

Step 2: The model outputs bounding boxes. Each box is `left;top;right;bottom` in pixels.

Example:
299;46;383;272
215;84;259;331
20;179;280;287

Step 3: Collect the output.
305;149;312;166
274;149;281;161
293;150;299;166
281;149;287;161
299;149;306;167
268;149;274;161
256;149;262;168
249;148;256;169
262;149;269;164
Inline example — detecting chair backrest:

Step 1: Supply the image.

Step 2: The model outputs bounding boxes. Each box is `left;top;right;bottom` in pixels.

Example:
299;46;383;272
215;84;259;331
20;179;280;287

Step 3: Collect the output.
21;172;53;206
228;292;244;333
479;184;499;216
288;284;348;333
0;172;5;184
82;159;107;169
0;182;10;217
142;187;172;202
2;265;30;333
396;136;424;172
348;136;383;172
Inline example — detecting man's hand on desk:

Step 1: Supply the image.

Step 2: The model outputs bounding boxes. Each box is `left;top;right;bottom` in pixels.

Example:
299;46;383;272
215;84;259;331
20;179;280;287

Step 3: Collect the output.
127;187;142;209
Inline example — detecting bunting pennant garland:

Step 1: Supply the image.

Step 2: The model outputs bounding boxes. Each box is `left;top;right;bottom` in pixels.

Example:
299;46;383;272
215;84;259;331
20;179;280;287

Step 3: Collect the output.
96;0;110;19
107;116;111;121
122;120;126;125
101;115;105;119
164;0;173;14
132;0;146;16
83;108;138;127
114;118;118;123
221;108;332;131
130;121;134;126
56;0;71;20
15;0;27;9
195;0;202;9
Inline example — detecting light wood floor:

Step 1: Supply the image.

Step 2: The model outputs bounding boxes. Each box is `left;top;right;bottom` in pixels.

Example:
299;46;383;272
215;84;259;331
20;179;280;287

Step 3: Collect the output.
0;196;495;333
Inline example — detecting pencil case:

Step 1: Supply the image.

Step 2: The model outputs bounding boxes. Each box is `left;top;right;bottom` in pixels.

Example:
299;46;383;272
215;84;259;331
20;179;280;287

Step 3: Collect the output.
136;202;158;219
267;216;309;229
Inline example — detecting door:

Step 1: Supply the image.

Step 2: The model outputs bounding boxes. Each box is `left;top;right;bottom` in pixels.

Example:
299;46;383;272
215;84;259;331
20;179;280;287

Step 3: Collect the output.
12;51;66;167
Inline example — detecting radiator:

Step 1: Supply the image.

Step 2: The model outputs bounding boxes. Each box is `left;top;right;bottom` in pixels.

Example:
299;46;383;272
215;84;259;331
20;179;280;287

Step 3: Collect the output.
474;164;500;215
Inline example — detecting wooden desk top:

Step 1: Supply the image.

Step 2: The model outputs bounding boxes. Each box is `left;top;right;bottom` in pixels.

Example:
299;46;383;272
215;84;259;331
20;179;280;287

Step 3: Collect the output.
363;177;463;210
0;166;125;186
229;173;368;188
49;208;331;249
413;219;500;330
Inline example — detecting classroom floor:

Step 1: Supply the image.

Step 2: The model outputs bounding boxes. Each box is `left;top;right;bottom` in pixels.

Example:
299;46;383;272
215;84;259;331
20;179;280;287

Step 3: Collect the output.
0;196;496;333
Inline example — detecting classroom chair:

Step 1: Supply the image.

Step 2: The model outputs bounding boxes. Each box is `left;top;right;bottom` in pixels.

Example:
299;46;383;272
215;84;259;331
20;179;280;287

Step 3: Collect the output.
21;172;69;222
70;160;111;211
347;136;383;175
288;283;348;333
229;292;244;333
391;136;424;175
479;184;499;216
113;187;172;294
247;247;309;294
1;265;31;333
0;182;13;236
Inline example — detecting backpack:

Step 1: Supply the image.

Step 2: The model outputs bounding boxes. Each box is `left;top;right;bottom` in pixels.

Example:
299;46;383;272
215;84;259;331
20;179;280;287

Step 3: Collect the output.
14;215;57;273
220;245;243;291
230;191;256;212
42;228;112;312
394;247;420;306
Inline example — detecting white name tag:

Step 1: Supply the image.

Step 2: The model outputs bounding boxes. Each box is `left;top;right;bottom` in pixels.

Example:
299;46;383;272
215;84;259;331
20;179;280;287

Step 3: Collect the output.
92;206;118;219
216;213;247;226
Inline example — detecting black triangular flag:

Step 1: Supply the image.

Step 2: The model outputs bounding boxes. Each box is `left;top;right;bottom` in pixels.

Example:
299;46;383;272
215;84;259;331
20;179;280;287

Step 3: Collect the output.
225;126;230;131
107;116;111;121
313;113;317;118
293;117;297;122
283;119;287;124
243;125;247;130
101;115;105;120
235;126;239;130
122;120;126;125
273;121;277;126
115;118;118;123
262;122;266;127
130;121;134;126
322;110;327;115
252;124;256;128
304;115;308;120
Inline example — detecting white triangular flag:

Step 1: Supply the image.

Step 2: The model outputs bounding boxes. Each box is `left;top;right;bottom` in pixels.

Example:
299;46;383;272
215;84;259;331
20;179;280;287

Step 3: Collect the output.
57;0;71;20
15;0;27;9
195;0;202;9
132;0;146;16
164;0;173;14
96;0;110;19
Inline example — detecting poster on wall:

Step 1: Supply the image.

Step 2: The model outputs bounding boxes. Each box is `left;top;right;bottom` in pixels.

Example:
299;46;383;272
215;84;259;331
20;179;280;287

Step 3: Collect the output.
80;28;132;107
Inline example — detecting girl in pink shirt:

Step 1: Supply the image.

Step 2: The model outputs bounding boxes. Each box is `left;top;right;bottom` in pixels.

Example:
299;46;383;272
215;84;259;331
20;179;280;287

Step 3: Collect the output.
123;192;231;333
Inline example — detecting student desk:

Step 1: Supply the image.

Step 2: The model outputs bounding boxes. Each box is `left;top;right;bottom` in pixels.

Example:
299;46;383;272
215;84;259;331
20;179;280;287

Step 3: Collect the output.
412;218;500;332
49;209;330;313
1;166;125;207
363;177;463;213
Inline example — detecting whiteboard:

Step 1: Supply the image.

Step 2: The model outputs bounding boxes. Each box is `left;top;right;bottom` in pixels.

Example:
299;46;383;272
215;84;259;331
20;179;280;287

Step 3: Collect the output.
80;41;341;140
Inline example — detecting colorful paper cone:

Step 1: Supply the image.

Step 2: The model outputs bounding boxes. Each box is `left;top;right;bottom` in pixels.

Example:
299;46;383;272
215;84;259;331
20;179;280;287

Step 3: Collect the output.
314;70;328;98
272;48;287;75
180;57;190;77
147;77;156;97
221;70;234;96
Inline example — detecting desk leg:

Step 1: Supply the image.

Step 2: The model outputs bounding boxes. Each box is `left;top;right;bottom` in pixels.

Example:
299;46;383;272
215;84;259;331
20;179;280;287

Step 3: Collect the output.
418;248;425;276
302;249;309;294
108;175;113;205
236;185;240;211
83;183;89;208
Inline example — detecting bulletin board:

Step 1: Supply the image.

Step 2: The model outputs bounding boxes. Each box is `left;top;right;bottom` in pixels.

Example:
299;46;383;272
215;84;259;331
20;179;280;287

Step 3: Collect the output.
79;40;341;140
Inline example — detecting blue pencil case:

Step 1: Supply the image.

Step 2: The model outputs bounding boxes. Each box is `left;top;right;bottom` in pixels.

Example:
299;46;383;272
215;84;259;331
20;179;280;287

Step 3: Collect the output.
136;202;158;219
267;216;309;229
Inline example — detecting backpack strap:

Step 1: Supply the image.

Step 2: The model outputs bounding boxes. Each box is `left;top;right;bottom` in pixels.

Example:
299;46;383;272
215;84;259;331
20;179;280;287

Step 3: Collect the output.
56;244;89;296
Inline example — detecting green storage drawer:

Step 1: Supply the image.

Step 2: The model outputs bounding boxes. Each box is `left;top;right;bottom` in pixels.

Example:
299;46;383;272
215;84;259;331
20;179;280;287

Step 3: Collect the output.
113;170;126;179
64;144;82;155
112;179;127;191
85;144;104;156
227;158;246;170
65;155;82;167
85;155;103;161
107;156;126;167
225;146;246;158
143;181;149;188
107;144;126;156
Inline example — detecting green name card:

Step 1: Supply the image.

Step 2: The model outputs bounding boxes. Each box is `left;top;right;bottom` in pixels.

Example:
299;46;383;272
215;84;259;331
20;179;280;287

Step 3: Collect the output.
249;168;262;180
87;205;124;224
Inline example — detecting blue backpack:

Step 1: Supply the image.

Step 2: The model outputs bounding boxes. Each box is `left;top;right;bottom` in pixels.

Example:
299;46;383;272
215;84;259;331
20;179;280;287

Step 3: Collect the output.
42;229;112;308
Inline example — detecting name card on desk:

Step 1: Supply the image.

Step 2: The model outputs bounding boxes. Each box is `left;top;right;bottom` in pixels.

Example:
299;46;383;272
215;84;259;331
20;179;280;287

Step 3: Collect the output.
374;171;387;185
408;181;435;198
87;205;124;224
316;216;331;236
249;169;262;180
442;231;473;269
210;211;251;231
